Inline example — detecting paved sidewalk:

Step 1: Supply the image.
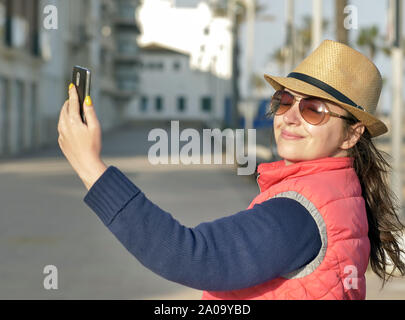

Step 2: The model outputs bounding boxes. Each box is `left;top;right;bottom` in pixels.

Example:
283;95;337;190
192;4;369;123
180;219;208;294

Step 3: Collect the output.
0;121;259;299
366;269;405;300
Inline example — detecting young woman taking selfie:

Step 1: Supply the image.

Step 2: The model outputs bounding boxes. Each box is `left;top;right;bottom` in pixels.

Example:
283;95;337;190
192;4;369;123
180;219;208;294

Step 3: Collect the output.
57;40;405;299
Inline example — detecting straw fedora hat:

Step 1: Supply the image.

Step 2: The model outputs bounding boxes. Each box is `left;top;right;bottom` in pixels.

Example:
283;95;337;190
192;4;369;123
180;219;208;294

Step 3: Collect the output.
264;39;388;137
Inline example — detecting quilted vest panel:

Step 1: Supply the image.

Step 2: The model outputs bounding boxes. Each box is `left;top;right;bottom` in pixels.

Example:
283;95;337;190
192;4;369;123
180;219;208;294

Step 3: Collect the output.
202;157;370;300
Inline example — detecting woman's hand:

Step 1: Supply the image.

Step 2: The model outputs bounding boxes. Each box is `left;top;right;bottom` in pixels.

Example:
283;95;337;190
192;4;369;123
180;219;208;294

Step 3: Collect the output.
57;84;107;190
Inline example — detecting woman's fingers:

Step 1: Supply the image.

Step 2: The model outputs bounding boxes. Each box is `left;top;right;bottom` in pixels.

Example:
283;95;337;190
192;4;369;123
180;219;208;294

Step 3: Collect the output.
68;83;81;120
56;87;105;189
83;96;100;131
57;99;69;135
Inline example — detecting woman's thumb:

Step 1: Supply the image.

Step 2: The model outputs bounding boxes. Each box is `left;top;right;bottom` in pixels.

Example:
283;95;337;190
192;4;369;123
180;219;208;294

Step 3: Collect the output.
83;96;99;129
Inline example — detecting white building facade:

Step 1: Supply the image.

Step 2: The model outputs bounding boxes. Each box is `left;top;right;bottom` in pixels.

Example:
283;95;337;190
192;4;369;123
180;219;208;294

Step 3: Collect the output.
0;0;141;157
128;0;233;124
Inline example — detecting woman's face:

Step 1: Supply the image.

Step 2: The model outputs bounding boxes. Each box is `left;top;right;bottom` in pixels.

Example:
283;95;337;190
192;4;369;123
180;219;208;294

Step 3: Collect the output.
273;88;364;166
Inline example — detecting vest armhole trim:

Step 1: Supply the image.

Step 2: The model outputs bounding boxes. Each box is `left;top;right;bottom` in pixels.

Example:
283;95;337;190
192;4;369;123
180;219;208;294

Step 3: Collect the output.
269;191;327;280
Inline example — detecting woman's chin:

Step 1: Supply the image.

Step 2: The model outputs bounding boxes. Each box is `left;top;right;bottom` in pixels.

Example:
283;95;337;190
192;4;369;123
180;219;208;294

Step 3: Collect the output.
277;147;305;162
278;153;303;164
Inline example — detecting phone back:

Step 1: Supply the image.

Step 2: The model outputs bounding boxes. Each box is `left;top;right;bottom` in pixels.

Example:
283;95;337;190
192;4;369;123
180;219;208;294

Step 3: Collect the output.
72;66;91;122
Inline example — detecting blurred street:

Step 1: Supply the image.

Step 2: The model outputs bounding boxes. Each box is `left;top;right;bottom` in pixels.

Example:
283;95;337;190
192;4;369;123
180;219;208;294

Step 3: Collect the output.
0;120;403;299
0;120;259;299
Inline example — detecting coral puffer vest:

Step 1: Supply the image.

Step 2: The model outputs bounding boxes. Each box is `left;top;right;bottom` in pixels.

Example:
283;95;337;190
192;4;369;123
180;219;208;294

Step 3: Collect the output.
202;157;370;300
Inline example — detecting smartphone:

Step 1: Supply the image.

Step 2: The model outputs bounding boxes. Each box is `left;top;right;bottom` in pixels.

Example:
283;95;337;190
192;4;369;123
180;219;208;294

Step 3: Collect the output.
72;65;91;123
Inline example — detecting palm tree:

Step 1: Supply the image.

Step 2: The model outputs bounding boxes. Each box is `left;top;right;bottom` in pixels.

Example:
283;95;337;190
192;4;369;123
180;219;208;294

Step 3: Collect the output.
270;47;288;75
355;24;401;61
268;14;329;76
250;72;266;97
295;15;329;61
355;25;391;117
356;25;380;60
210;0;268;21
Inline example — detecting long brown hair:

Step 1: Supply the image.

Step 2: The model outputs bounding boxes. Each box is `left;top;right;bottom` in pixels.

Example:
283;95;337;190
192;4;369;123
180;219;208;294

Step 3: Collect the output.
343;117;405;288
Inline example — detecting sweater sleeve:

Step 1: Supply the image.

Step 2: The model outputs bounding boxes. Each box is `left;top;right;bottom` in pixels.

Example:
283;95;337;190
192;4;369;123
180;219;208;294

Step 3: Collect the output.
84;166;321;291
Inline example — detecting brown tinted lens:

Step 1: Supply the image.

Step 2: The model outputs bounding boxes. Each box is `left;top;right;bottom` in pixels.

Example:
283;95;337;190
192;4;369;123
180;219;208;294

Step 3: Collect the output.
299;99;326;125
271;90;294;115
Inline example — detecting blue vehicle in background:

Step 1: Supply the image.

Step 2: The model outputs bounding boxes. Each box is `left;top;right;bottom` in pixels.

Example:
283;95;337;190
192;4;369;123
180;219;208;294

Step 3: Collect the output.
233;98;280;163
237;99;272;129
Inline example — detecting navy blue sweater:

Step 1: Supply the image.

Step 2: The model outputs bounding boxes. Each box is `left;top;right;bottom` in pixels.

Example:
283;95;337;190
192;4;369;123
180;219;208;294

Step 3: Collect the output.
84;166;321;291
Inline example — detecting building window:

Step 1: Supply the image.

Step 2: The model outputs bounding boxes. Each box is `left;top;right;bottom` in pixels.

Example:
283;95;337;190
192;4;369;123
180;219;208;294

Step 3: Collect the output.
140;96;148;112
117;31;138;55
29;0;40;56
177;96;186;112
5;0;40;55
147;61;164;70
173;61;181;71
155;96;163;112
4;0;11;46
201;96;212;112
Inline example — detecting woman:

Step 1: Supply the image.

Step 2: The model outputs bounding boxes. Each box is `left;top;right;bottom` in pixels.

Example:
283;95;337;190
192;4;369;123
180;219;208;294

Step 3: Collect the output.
57;40;405;299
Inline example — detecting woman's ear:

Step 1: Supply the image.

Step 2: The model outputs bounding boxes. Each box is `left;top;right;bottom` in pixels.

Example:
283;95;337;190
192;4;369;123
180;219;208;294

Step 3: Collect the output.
340;122;365;150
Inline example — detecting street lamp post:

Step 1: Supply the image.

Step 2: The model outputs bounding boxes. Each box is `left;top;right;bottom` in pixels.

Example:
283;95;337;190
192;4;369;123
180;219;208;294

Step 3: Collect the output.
390;0;404;220
244;0;255;132
286;0;295;70
311;0;322;51
228;0;240;129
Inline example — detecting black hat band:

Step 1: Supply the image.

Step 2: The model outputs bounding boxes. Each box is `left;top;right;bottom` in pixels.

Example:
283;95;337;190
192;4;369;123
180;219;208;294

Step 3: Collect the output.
287;72;365;111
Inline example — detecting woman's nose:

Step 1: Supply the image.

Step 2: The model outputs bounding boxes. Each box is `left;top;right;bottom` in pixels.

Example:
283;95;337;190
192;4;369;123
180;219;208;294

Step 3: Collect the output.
282;100;301;124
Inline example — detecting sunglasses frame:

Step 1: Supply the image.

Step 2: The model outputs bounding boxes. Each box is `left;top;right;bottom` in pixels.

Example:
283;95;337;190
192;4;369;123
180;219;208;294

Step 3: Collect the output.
270;90;356;125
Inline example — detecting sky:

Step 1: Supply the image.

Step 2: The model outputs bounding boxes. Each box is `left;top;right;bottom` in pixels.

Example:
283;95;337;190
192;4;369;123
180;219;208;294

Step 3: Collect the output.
175;0;404;113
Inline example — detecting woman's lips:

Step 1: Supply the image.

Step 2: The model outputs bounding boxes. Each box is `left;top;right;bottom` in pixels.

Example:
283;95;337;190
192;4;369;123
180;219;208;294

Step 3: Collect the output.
281;129;304;140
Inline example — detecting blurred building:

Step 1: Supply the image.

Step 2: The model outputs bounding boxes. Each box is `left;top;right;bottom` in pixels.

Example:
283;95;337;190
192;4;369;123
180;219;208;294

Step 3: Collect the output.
134;42;230;121
129;0;232;124
111;0;141;112
0;0;140;158
0;0;41;156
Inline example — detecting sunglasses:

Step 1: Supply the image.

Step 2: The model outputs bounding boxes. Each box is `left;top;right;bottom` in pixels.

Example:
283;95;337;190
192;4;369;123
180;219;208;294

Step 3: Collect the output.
269;90;356;125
